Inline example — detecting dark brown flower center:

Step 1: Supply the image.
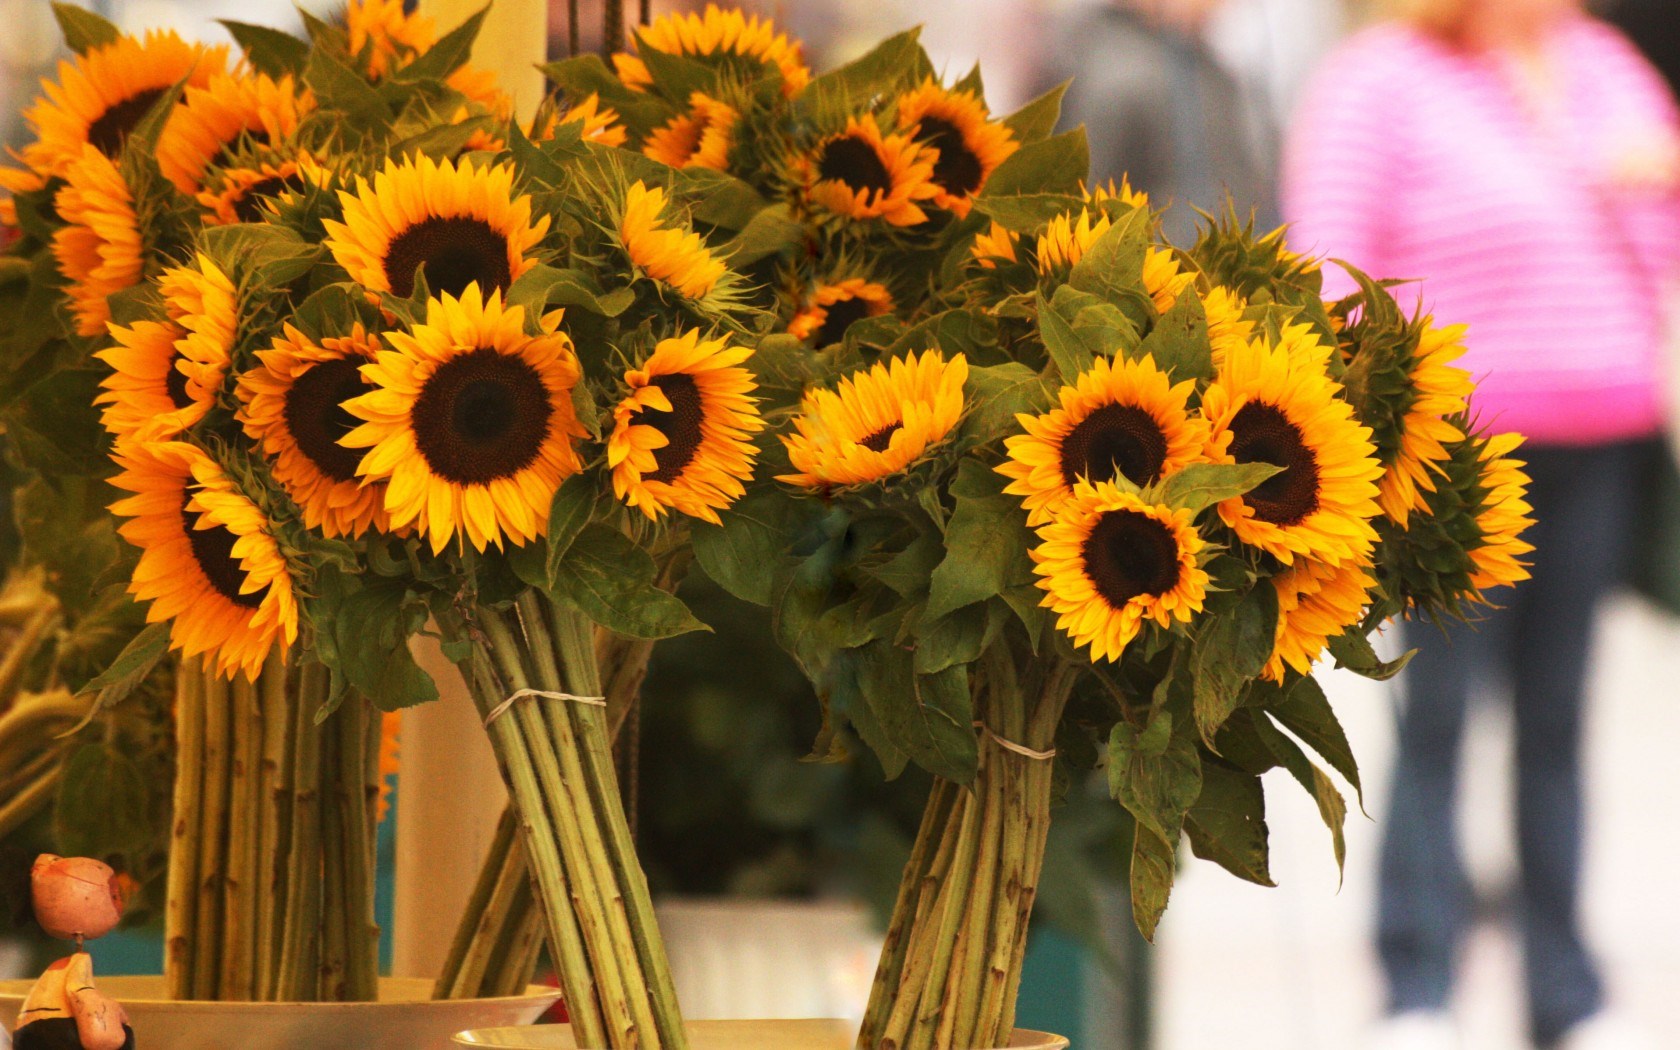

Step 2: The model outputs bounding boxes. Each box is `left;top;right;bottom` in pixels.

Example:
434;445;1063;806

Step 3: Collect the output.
383;216;513;300
229;173;302;223
1081;509;1181;610
640;373;706;484
284;357;370;483
818;136;892;199
813;296;872;346
411;348;552;484
859;421;901;453
1060;404;1168;489
1228;401;1320;525
918;116;983;197
164;353;194;410
87;88;167;157
183;496;262;610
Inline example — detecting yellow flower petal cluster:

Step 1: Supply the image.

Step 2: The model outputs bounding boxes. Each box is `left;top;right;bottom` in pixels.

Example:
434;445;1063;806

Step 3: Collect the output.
613;4;809;96
894;79;1018;216
1266;556;1376;679
96;254;235;441
780;350;968;489
787;279;894;345
156;73;314;196
644;91;738;172
1466;432;1535;596
1374;321;1475;527
51;146;141;338
803;115;940;228
619;181;726;299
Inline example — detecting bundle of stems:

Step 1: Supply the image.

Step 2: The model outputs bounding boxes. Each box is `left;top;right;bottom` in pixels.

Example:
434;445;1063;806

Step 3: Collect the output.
0;572;76;838
432;627;653;1001
857;646;1079;1050
464;589;685;1049
164;651;381;1002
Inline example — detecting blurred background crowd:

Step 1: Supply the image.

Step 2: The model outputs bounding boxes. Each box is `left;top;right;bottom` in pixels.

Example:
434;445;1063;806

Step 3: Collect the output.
2;1;1678;1048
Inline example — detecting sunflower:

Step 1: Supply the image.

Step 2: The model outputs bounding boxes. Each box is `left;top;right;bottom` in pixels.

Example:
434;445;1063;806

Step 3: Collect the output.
344;0;436;79
999;355;1208;526
1200;333;1383;567
970;222;1020;269
1085;177;1149;210
110;440;298;681
156;73;314;196
159;254;240;371
801;115;940;228
1203;285;1255;370
343;287;588;554
643;91;737;171
196;154;317;226
1357;319;1475;528
779;349;968;489
1031;483;1208;662
324;155;548;303
608;331;763;524
3;30;225;186
1466;432;1534;596
51;146;141;338
1036;208;1192;312
534;94;628;148
787;279;894;345
239;324;390;539
613;4;809;97
618;180;727;300
895;79;1017;216
1266;555;1376;679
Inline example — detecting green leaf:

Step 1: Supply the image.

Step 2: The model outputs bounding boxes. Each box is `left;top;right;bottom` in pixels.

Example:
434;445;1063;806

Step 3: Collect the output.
970;192;1087;232
1185;760;1274;886
1129;825;1176;941
865;533;942;600
304;46;386;128
858;641;978;783
693;492;801;606
508;265;634;318
1254;712;1348;878
54;744;152;859
553;524;708;639
394;4;488;83
1191;583;1279;743
983;128;1089;197
720;203;804;267
76;622;169;710
960;362;1050;443
913;602;990;675
925;460;1033;621
1036;290;1095;380
52;3;120;54
220;20;309;76
1268;675;1364;808
1002;81;1069;144
542;474;597;590
804;28;926;108
1132;282;1213;381
1155;462;1284;516
334;585;440;711
1108;711;1202;846
199;223;320;287
1328;627;1414;681
1069;207;1150;305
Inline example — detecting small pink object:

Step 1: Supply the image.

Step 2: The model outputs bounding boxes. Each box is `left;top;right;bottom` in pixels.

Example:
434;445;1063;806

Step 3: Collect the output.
12;856;133;1050
29;855;125;943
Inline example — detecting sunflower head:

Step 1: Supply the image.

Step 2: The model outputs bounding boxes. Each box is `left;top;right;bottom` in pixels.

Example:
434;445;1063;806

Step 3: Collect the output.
608;330;764;524
156;72;314;196
51;146;141;338
109;440;298;680
894;78;1018;216
787;279;895;346
779;349;968;490
534;94;628;148
618;180;728;301
970;221;1021;270
1335;281;1475;527
6;29;226;184
643;91;738;172
1266;555;1376;680
1377;425;1534;620
196;154;319;226
324;154;548;305
616;4;809;97
343;286;588;554
801;115;940;228
999;355;1209;526
1200;331;1383;567
239;324;391;539
1031;482;1208;662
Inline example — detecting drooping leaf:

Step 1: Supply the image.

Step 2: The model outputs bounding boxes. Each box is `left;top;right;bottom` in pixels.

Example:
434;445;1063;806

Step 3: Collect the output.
693;492;804;606
858;641;977;784
1129;824;1176;941
1267;674;1364;809
1107;711;1202;847
925;460;1033;621
1191;583;1278;743
1254;712;1349;878
76;622;170;711
1328;625;1414;681
553;524;708;639
1184;760;1273;887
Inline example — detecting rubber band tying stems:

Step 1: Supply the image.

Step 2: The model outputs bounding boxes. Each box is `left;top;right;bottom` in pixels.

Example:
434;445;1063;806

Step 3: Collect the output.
485;688;607;727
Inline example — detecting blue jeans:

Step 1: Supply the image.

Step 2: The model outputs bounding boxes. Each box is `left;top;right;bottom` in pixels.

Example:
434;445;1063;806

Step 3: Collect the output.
1377;439;1651;1047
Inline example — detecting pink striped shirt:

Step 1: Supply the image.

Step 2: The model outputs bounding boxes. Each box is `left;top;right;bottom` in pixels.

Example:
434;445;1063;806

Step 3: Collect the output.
1283;17;1680;445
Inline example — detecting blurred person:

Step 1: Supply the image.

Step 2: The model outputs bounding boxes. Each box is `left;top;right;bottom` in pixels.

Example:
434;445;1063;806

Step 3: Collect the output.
1284;2;1680;1049
1046;0;1277;244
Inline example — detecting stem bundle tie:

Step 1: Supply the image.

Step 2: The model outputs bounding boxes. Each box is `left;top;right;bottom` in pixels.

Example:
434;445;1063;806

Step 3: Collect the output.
973;723;1057;762
484;688;607;727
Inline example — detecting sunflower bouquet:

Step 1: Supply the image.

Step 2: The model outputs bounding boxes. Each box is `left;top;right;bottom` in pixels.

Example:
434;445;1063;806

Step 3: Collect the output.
687;162;1534;1043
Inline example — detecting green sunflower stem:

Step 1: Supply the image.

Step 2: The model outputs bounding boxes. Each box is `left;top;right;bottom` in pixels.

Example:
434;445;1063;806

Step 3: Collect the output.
857;651;1075;1050
466;593;686;1050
